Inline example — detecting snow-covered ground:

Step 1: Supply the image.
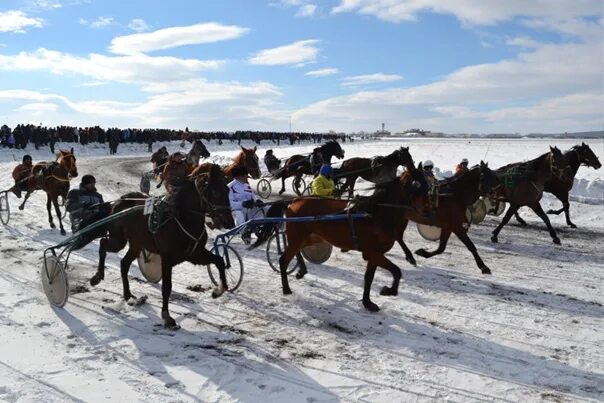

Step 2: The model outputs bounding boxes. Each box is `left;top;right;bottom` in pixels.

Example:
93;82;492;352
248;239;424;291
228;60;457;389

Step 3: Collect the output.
0;138;602;402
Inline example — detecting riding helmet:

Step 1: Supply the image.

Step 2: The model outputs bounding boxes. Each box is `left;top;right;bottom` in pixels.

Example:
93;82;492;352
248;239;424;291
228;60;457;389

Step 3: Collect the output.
423;160;434;169
81;174;96;186
320;164;332;176
461;158;469;164
23;154;32;163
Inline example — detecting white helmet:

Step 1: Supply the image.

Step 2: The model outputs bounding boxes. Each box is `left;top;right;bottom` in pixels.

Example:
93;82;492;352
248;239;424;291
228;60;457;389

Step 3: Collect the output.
423;160;434;168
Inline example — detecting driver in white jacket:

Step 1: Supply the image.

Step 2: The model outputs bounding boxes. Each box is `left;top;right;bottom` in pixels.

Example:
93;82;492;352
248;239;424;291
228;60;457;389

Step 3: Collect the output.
228;166;264;243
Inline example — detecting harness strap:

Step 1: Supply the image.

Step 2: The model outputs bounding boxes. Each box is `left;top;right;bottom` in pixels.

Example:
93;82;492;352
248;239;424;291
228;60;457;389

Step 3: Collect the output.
347;209;360;250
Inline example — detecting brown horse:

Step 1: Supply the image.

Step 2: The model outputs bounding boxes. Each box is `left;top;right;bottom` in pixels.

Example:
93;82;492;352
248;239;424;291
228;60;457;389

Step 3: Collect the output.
398;162;502;274
157;140;211;190
491;147;570;244
514;143;601;228
252;163;429;312
90;164;234;329
189;146;262;181
334;146;413;198
276;141;345;195
19;149;78;235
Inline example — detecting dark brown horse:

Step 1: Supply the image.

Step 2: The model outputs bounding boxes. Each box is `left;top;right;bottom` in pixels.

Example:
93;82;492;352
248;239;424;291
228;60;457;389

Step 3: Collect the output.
491;147;569;244
334;146;413;198
252;163;429;312
151;146;169;175
90;164;234;329
19;149;78;235
276;141;345;195
157;140;211;190
398;162;502;274
514;143;601;228
189;146;262;181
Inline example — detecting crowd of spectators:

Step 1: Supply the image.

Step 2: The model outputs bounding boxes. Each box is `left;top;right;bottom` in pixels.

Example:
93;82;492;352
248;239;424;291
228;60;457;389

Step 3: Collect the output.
0;124;354;153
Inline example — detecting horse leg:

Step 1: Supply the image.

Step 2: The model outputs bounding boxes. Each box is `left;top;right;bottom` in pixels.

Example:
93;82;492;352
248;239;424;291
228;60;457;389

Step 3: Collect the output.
548;193;576;228
279;240;304;295
530;203;561;244
454;229;491;274
294;252;308;279
46;193;55;229
91;234;127;286
51;196;65;235
160;261;178;329
562;201;576;228
196;248;228;297
514;212;528;226
19;190;32;210
361;261;379;312
491;203;519;243
278;174;286;195
369;253;402;297
396;220;416;266
416;230;451;258
120;247;139;302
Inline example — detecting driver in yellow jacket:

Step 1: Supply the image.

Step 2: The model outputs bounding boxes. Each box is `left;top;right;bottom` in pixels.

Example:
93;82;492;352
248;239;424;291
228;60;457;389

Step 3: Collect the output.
311;164;336;198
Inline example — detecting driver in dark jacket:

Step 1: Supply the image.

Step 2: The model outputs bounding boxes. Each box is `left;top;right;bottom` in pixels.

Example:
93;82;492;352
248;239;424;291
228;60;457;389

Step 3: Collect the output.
66;175;110;247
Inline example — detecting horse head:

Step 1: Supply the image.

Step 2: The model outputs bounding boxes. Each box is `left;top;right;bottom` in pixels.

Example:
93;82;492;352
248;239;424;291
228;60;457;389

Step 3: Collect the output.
58;148;78;178
396;146;413;169
576;142;601;169
239;146;261;179
192;139;211;159
478;161;502;198
194;164;235;230
323;140;345;160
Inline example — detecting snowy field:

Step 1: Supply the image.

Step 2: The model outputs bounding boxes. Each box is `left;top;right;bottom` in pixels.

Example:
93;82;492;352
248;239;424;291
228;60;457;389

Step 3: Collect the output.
0;138;602;402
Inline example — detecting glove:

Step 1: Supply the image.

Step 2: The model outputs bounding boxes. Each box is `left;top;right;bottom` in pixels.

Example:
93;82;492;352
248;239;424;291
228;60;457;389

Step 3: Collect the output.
255;199;265;208
242;200;255;208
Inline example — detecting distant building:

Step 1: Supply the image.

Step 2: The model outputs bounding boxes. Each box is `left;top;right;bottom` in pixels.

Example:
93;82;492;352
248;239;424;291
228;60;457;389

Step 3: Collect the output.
373;122;391;137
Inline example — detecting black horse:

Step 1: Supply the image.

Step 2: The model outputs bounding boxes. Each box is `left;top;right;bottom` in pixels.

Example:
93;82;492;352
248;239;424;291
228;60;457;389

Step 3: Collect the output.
277;140;345;195
334;146;413;198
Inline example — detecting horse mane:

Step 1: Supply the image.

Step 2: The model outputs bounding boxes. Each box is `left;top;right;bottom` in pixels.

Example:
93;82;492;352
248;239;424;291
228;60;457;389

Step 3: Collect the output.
496;152;549;174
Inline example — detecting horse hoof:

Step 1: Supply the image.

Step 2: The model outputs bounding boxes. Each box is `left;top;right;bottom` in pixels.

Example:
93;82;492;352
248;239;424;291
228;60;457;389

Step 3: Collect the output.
363;301;380;312
481;267;492;275
283;288;292;295
127;295;147;306
553;238;561;245
60;229;66;236
50;223;56;229
18;205;24;211
546;209;554;214
211;286;226;298
406;256;417;266
570;224;577;229
295;272;306;280
164;319;180;330
90;274;104;286
380;286;397;296
415;249;428;258
490;236;498;243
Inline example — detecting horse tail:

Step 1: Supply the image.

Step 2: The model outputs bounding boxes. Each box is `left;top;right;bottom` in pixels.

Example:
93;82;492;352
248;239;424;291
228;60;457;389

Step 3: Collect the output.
250;201;288;249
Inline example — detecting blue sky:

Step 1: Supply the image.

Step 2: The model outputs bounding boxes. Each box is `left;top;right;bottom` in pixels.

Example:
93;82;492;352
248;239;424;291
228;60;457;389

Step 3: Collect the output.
0;0;602;133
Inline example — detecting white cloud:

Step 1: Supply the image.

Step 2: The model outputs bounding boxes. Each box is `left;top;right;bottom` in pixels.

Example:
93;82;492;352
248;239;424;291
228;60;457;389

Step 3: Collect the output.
0;48;224;86
296;4;317;17
79;16;115;29
341;73;402;86
0;10;43;33
110;22;249;55
305;68;339;77
128;18;150;33
331;0;603;25
248;39;320;66
28;0;63;10
292;41;603;133
16;102;59;114
506;36;540;48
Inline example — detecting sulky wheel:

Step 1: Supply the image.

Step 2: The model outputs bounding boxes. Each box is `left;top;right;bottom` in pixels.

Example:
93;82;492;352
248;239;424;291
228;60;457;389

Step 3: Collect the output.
0;192;10;226
256;178;272;199
266;231;299;274
137;249;162;283
292;177;307;196
207;243;243;291
41;255;69;307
